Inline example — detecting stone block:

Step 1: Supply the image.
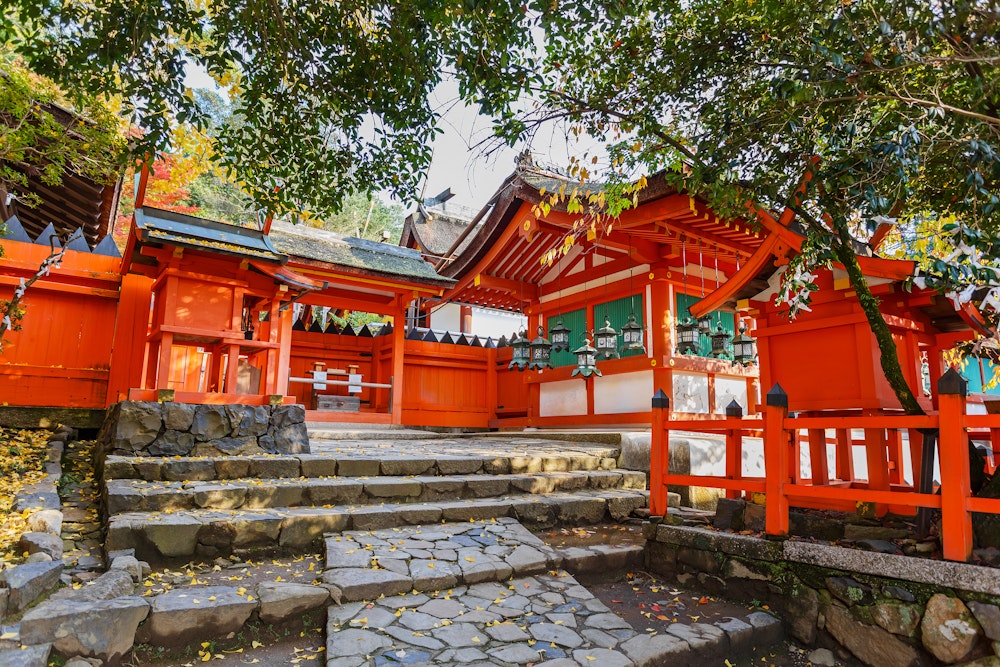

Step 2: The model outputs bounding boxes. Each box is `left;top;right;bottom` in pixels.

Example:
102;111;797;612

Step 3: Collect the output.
279;508;348;549
229;512;283;547
143;514;202;557
249;457;301;479
111;401;163;450
826;604;921;667
20;532;63;560
970;601;1000;642
26;509;62;536
305;480;364;505
162;459;215;482
2;560;63;611
921;593;982;663
190;405;231;441
873;601;922;638
257;582;328;624
21;596;148;663
146;587;256;646
148;431;195;457
272;424;310;454
192;484;248;510
214;457;252;478
204;436;262;456
621;632;692;666
364;479;423;498
162;402;196;431
297;454;339;477
380;458;436;476
226;405;269;437
336;458;381;477
322;568;412;601
271;404;305;429
0;643;50;667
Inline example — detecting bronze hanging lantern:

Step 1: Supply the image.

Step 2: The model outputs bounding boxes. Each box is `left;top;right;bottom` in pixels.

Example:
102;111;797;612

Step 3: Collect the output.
571;334;602;378
710;324;732;358
731;326;757;366
676;315;700;355
528;326;553;370
548;318;571;353
594;316;620;359
621;313;645;353
508;330;530;370
698;313;713;337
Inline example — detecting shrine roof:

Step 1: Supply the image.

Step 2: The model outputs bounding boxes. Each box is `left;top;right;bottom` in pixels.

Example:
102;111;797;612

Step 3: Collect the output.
269;222;454;286
0;99;122;249
401;202;476;258
133;207;284;262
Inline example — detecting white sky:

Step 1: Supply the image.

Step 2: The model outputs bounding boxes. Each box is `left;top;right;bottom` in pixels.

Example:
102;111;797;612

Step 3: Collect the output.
184;66;595;215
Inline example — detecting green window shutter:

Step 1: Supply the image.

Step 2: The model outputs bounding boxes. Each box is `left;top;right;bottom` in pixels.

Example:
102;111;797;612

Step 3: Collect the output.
548;307;587;367
592;294;645;358
675;292;735;358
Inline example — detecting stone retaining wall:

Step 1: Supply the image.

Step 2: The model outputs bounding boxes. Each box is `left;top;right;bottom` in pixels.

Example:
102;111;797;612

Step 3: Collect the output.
97;401;310;459
646;522;1000;667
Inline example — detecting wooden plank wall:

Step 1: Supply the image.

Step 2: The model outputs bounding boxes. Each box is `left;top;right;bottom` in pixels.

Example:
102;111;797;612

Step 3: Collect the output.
0;240;122;408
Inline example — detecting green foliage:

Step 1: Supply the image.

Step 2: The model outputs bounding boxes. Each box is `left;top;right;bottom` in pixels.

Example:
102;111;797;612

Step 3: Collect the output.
4;1;539;219
306;192;403;243
0;46;124;212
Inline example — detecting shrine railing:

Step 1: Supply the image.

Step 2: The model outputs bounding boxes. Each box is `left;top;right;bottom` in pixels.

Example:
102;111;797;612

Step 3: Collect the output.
649;368;1000;562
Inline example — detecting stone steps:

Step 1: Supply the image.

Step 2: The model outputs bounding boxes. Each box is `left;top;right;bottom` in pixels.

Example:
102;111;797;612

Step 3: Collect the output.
104;469;646;514
105;489;648;563
103;448;622;482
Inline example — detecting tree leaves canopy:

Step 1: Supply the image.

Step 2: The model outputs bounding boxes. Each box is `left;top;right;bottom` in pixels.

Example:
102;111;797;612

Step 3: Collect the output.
4;0;540;219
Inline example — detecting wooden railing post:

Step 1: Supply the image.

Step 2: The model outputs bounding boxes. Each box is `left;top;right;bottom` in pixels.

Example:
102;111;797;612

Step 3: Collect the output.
725;399;744;499
938;368;972;561
764;383;790;535
650;389;670;516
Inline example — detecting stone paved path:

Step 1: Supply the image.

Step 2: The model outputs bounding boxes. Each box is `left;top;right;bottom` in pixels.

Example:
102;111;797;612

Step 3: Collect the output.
321;518;777;666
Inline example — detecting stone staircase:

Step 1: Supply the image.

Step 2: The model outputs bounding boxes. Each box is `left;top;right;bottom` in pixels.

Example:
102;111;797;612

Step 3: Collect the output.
101;434;649;564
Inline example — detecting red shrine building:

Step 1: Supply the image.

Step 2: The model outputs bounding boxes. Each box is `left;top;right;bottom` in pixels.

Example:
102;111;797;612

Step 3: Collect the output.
1;157;997;430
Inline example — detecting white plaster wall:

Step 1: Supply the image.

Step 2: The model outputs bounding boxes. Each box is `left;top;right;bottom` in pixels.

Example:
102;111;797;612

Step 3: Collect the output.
429;304;526;339
473;307;527;339
539;380;588;417
714;376;749;414
672;372;709;414
430;303;462;332
594;371;653;414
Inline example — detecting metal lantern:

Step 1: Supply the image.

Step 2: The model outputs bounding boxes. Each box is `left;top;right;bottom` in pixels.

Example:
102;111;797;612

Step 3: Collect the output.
528;326;553;370
508;330;530;370
731;326;758;366
698;313;713;337
549;318;572;353
621;313;645;353
571;335;602;378
595;316;620;359
676;316;700;355
710;324;732;358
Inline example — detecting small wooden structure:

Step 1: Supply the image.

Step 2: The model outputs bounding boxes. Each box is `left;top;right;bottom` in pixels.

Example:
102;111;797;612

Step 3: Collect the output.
114;207;322;405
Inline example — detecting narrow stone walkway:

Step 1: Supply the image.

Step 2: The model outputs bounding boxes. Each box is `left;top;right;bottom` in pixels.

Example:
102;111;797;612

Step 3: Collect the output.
321;518;782;666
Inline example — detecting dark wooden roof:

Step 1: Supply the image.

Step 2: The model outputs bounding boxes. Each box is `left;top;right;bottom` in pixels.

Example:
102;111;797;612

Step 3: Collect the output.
0;100;122;249
400;204;476;259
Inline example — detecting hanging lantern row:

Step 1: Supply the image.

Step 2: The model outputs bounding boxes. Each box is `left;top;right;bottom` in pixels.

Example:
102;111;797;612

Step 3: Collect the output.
674;310;757;365
508;312;647;377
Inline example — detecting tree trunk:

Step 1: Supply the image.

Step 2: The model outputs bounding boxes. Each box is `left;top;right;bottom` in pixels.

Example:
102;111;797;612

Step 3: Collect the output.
829;215;925;416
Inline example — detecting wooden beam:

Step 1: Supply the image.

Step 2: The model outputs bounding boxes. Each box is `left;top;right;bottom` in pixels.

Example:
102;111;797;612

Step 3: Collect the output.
689;233;781;318
475;274;539;301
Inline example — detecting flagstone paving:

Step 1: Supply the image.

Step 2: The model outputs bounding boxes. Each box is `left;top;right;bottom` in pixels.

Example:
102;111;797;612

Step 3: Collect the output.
321;518;781;666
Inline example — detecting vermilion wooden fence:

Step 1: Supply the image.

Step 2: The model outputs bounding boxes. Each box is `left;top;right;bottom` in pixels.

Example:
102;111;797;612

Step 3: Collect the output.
649;368;1000;562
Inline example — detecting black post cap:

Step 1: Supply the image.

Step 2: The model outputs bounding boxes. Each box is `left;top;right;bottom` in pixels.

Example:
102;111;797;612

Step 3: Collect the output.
725;400;744;418
937;367;967;397
652;389;670;409
766;383;788;408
